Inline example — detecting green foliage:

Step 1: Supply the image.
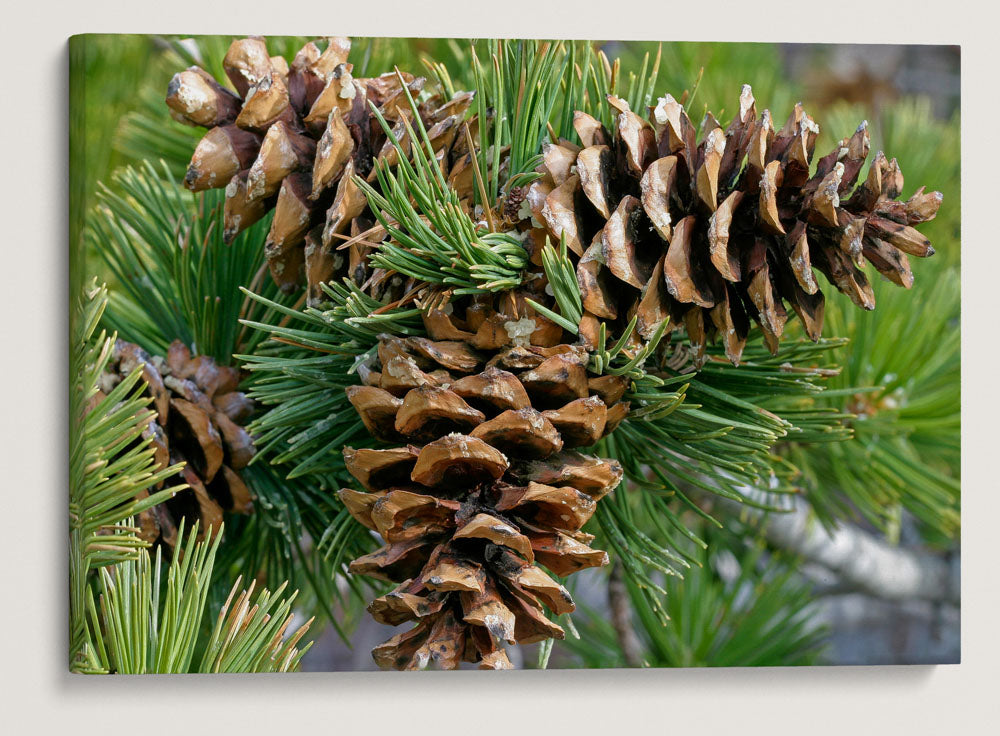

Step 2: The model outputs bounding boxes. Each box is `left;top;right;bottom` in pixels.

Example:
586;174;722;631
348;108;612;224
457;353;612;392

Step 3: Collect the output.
89;161;293;364
471;40;571;202
358;82;529;294
90;521;220;674
565;539;827;667
592;333;851;623
69;282;184;673
239;280;424;483
69;35;157;226
236;284;412;635
524;236;583;333
201;575;313;673
588;318;670;378
213;465;376;643
609;40;799;122
787;266;961;541
74;34;959;671
88;522;313;674
575;41;661;130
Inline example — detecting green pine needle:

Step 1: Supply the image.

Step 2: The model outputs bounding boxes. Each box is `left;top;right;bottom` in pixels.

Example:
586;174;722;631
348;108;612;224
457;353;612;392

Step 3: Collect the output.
525;234;583;334
69;281;185;673
356;72;528;294
90;160;295;364
239;280;426;484
89;521;314;674
565;537;827;668
471;40;571;204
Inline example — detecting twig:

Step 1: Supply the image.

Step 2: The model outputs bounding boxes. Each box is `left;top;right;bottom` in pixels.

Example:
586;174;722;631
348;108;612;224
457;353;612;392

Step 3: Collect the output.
608;562;644;667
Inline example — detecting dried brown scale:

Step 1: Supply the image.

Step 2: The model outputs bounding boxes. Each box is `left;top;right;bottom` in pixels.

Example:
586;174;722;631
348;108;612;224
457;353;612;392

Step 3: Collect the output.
339;296;627;670
524;87;942;365
167;35;476;301
97;339;256;548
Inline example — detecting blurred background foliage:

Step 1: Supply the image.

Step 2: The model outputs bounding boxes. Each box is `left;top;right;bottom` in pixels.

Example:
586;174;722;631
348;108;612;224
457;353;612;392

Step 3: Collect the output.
71;35;959;668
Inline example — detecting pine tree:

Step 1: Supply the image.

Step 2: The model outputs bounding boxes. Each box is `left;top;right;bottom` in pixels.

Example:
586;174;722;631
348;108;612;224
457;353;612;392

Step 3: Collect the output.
70;34;959;672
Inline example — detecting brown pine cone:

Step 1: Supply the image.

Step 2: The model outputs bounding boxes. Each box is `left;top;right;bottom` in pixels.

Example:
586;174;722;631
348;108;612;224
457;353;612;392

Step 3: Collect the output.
97;340;256;546
526;87;942;364
166;36;476;301
338;296;627;670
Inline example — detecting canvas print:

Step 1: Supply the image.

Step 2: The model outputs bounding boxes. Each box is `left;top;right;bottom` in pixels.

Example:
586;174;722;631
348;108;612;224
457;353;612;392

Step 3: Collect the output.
69;36;959;673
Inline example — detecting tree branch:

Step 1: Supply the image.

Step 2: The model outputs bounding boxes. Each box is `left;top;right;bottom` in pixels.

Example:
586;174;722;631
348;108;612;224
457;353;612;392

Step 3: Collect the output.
719;495;959;605
608;562;645;667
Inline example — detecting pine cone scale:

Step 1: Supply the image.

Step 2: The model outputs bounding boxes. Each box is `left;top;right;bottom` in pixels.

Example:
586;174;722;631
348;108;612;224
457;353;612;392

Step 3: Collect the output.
526;88;941;365
99;340;256;545
340;294;624;669
167;36;476;302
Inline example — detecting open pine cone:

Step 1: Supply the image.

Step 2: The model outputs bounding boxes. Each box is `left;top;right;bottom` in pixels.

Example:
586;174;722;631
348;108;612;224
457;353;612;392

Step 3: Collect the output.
166;36;475;300
525;86;942;363
338;294;626;669
98;340;256;546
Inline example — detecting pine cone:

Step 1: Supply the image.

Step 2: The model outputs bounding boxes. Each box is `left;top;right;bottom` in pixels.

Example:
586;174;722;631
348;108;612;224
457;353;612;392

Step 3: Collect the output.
338;295;627;670
527;87;942;364
166;36;475;301
98;340;256;546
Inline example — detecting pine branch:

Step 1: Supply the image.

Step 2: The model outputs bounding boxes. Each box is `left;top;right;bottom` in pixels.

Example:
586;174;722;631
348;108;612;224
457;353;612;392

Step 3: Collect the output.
239;281;425;483
314;507;386;621
471;40;571;203
211;464;373;641
90;161;295;364
89;521;314;674
588;331;852;624
608;562;644;667
526;236;583;333
640;541;828;667
200;577;313;673
69;281;184;673
574;42;662;132
713;493;959;605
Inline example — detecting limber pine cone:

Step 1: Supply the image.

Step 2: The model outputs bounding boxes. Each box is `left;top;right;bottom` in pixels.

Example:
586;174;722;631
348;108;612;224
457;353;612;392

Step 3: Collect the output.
526;86;942;364
166;36;476;301
337;294;629;669
97;340;256;546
